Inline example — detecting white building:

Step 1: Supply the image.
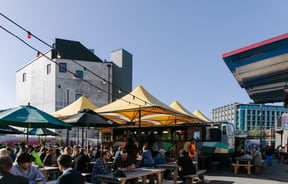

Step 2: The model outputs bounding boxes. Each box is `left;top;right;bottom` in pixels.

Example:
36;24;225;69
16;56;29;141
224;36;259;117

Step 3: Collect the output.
16;38;133;113
16;38;133;146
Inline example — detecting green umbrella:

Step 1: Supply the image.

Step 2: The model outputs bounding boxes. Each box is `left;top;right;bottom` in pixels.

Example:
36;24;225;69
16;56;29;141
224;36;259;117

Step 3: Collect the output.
27;128;58;136
0;125;23;134
0;105;72;143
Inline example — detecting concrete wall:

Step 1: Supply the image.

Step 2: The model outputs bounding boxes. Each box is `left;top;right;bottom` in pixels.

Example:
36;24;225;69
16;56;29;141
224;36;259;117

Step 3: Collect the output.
111;49;133;100
54;59;111;111
16;52;111;113
16;51;56;111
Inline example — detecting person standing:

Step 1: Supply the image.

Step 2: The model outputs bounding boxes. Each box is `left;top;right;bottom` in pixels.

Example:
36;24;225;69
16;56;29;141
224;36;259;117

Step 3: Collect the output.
124;136;139;166
56;154;85;184
188;138;198;162
0;156;29;184
265;141;274;166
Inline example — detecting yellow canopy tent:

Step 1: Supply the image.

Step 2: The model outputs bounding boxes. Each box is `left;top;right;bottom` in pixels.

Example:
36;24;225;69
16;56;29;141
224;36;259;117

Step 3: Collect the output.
192;109;211;122
52;96;99;117
169;101;211;122
95;85;202;126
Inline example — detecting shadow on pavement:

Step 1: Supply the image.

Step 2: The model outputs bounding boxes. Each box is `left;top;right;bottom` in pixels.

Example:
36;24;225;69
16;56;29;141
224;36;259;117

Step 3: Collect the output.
208;180;234;184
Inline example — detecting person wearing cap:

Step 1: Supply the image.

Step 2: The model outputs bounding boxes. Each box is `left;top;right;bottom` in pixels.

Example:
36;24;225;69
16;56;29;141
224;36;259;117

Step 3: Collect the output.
154;149;174;179
56;154;84;184
0;155;29;184
11;153;45;184
154;149;174;164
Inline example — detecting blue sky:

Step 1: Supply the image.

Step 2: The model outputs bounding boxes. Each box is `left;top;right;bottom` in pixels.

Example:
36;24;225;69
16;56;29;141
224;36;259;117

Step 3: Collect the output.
0;1;287;118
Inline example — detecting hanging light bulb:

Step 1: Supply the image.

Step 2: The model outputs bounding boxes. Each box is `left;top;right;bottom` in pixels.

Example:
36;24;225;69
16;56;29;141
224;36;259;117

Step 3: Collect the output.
102;80;106;85
72;74;78;79
57;52;61;59
97;89;102;93
132;96;135;100
36;51;40;57
118;89;122;94
27;31;32;39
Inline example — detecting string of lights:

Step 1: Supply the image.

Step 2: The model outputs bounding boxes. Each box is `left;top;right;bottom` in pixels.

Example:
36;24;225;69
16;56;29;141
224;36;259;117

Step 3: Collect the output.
0;24;146;108
0;12;153;106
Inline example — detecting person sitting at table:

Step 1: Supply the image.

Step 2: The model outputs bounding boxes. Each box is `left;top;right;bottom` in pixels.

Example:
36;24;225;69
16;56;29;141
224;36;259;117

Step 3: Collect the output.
155;149;174;179
0;148;10;156
154;149;174;164
114;148;136;171
28;145;44;167
232;146;245;163
113;146;123;163
177;149;196;181
114;148;136;184
251;145;262;173
0;155;29;184
91;150;112;184
56;154;85;184
12;153;46;184
142;145;154;167
43;148;58;167
73;148;90;173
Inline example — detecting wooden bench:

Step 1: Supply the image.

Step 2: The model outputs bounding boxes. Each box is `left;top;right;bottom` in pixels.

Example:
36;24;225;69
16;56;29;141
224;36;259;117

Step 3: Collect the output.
183;169;206;184
81;173;91;181
232;163;252;175
159;181;175;184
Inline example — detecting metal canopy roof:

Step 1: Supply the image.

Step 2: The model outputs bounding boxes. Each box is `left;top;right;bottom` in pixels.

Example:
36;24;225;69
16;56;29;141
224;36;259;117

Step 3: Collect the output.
222;33;288;104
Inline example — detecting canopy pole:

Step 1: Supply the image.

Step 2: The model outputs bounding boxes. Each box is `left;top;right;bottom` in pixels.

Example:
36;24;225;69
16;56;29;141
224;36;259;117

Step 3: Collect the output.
66;128;70;146
82;126;84;147
138;108;141;135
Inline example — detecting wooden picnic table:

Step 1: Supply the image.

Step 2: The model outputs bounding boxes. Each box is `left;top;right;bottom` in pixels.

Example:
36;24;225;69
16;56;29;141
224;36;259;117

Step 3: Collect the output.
155;162;178;183
40;166;60;181
233;155;253;175
95;168;165;184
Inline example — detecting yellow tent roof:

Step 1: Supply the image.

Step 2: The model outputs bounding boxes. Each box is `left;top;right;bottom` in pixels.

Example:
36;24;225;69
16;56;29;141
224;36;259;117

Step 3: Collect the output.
96;85;202;125
52;96;99;117
169;101;193;116
193;109;211;122
170;101;210;122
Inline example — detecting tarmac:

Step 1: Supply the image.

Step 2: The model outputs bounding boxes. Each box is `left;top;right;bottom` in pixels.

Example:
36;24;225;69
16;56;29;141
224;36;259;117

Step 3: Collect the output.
203;159;288;184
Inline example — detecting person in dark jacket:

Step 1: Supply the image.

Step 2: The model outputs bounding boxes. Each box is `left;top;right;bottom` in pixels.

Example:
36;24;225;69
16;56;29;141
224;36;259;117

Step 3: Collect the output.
57;154;85;184
73;148;90;173
0;155;29;184
265;141;274;166
177;149;196;181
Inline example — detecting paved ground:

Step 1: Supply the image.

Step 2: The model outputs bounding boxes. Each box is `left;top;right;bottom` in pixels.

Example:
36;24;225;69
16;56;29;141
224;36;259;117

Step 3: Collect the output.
204;159;288;184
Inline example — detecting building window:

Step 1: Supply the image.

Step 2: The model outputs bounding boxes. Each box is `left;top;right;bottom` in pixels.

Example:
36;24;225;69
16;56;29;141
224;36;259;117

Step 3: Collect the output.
22;73;26;82
59;63;67;72
75;70;83;79
47;64;51;74
75;94;82;100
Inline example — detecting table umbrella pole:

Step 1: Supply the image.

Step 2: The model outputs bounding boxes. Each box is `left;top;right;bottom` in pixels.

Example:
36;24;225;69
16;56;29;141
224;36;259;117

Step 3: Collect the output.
26;125;29;144
82;126;84;147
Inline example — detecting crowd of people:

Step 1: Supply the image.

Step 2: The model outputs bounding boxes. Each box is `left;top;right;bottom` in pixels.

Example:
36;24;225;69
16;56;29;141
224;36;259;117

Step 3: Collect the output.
0;136;199;184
